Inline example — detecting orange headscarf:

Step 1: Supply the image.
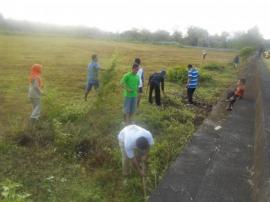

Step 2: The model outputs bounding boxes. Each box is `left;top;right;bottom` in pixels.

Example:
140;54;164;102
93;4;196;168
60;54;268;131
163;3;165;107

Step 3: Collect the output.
29;64;43;87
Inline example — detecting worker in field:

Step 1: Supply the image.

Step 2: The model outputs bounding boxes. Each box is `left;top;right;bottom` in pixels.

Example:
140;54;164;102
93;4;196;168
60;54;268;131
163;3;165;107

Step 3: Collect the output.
134;58;144;108
121;63;140;124
186;64;199;105
148;70;166;106
118;124;154;177
202;49;207;60
84;54;100;101
28;64;43;120
233;55;240;68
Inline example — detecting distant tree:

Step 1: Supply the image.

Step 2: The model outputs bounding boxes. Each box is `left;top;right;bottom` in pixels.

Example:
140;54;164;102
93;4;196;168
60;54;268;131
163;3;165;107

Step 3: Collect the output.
208;32;229;48
152;30;171;42
228;27;263;49
265;39;270;50
0;14;267;49
185;26;209;47
172;31;183;43
139;29;152;42
0;13;5;30
121;29;140;41
220;32;229;48
245;26;263;47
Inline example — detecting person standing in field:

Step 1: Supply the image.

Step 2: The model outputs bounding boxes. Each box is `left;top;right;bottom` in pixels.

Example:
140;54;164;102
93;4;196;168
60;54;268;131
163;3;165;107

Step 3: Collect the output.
148;70;166;106
28;64;43;120
118;124;154;177
233;55;240;68
84;54;100;101
186;64;199;105
121;63;140;124
134;58;144;108
202;50;207;60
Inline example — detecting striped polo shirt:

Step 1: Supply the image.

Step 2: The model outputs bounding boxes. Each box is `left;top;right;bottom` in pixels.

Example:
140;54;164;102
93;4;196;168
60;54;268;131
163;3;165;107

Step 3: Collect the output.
187;68;199;88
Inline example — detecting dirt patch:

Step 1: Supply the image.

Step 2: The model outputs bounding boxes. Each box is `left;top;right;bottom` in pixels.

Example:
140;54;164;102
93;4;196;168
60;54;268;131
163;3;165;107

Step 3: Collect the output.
162;94;213;127
16;132;34;147
193;115;205;126
75;138;114;167
75;139;94;159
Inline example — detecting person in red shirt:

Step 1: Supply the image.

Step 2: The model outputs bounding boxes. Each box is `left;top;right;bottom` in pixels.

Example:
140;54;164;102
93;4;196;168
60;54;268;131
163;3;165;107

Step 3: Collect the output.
226;78;246;111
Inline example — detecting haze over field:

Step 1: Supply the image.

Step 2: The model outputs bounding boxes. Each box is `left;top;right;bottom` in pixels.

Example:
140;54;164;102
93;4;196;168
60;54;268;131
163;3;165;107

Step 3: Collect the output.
1;0;270;39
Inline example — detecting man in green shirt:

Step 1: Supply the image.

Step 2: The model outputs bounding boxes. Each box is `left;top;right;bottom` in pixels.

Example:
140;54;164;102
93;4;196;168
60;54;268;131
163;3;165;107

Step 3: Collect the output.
121;63;140;124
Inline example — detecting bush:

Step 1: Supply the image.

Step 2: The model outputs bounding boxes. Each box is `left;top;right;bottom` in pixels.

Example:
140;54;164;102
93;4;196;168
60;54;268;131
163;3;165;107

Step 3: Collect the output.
199;71;213;83
0;179;32;202
42;89;62;120
203;63;224;71
43;89;89;123
167;67;187;83
240;47;256;61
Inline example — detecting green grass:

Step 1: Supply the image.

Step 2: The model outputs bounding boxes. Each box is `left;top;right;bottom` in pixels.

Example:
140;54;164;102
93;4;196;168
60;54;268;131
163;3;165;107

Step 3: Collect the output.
264;59;270;70
0;33;239;201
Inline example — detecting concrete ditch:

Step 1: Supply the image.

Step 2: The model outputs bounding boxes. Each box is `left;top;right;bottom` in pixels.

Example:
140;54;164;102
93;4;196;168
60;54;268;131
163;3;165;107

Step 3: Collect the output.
253;59;270;202
150;57;270;202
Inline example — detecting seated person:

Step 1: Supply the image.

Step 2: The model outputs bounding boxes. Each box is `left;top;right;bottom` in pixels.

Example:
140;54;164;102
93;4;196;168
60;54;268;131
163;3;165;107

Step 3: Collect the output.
226;78;246;111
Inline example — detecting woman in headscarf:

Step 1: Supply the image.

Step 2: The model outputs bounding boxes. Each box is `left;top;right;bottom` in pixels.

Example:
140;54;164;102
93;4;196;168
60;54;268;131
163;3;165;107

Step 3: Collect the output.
28;64;43;120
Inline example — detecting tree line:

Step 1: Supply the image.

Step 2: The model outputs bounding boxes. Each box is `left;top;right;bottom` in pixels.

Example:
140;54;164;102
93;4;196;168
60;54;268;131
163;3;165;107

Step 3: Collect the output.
0;13;269;50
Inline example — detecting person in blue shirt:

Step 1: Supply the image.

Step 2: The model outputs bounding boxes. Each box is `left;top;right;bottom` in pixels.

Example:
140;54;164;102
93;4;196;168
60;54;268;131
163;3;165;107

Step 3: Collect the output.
186;64;199;104
85;54;100;101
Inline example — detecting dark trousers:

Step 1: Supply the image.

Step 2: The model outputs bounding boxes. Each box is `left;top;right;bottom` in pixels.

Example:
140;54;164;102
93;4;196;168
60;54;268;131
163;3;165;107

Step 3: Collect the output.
187;88;196;104
149;83;161;106
227;90;238;108
228;94;241;108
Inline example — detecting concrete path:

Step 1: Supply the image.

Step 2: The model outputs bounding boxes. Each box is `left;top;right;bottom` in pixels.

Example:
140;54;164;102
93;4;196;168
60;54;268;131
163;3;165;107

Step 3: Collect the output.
150;57;270;202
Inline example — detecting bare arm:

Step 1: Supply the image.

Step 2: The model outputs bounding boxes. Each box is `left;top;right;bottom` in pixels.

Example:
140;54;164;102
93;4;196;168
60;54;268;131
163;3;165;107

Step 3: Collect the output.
131;158;145;177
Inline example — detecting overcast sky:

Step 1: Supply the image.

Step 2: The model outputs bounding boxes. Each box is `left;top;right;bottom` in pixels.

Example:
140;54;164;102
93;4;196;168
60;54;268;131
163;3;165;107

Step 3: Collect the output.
1;0;270;39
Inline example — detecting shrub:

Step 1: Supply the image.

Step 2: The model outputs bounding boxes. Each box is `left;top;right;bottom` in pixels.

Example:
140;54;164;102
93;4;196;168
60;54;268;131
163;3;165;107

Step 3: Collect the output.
0;179;32;202
43;89;89;123
203;63;224;71
240;47;256;61
42;89;62;120
167;67;212;85
167;67;187;83
199;71;213;83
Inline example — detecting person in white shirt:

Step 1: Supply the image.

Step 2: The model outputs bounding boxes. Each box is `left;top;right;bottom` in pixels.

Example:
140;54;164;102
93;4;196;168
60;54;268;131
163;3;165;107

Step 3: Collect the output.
118;125;154;177
135;58;144;108
202;50;207;60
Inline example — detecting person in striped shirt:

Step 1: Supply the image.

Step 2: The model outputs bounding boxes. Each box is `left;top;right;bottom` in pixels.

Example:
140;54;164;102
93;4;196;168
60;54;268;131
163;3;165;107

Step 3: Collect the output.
186;64;199;104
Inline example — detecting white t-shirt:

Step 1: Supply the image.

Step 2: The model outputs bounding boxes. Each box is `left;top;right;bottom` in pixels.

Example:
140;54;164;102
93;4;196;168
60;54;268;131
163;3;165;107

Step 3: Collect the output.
136;67;144;88
118;125;154;159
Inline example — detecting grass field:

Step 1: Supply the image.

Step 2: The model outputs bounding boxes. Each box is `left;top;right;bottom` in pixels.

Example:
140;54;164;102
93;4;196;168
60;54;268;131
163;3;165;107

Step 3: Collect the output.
0;33;239;201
